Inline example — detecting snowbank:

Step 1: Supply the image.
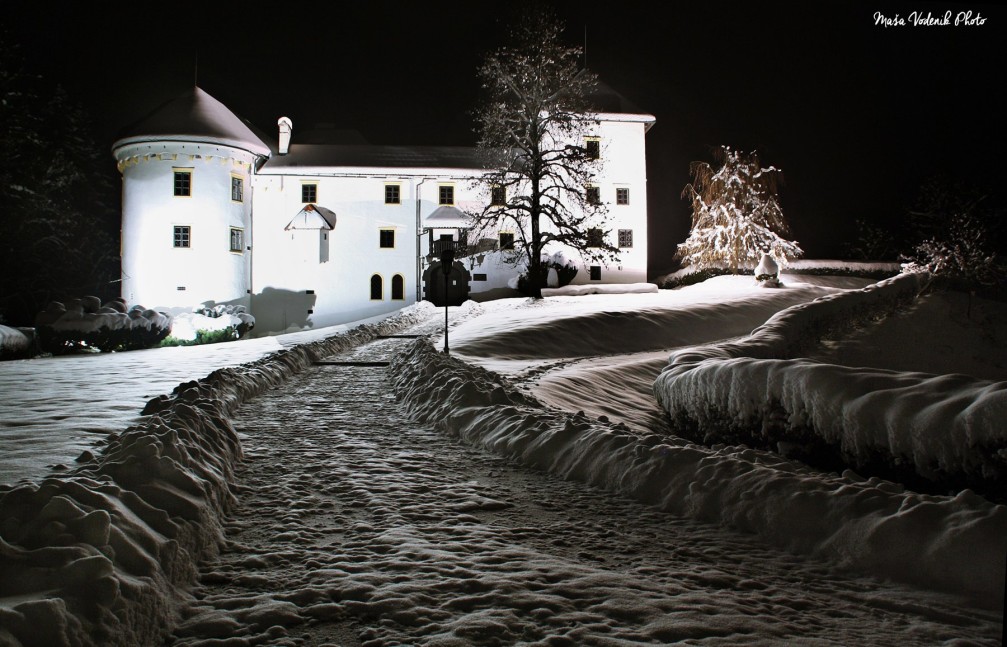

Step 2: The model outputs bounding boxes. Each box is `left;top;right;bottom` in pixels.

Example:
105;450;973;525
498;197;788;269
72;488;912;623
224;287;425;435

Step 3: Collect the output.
0;325;31;359
0;303;436;647
654;272;1007;498
390;339;1007;609
541;282;658;297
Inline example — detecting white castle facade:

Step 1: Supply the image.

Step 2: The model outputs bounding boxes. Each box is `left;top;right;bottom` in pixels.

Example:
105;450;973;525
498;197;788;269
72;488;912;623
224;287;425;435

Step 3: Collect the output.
113;87;655;334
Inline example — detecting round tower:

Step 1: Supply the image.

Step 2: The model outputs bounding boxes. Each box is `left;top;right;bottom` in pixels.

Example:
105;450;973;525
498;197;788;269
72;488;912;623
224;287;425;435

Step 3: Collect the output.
112;87;270;311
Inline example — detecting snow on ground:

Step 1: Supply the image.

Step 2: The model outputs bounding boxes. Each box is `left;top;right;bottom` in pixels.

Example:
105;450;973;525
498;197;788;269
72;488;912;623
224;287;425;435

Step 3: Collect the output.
809;289;1007;380
654;272;1007;498
0;311;399;485
0;305;437;646
168;334;1001;645
2;273;1005;644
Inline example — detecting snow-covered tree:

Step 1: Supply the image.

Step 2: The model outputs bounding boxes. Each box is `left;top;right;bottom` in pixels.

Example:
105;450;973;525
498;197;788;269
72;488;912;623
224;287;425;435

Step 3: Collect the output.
0;39;118;325
468;8;617;298
903;212;998;319
678;146;802;273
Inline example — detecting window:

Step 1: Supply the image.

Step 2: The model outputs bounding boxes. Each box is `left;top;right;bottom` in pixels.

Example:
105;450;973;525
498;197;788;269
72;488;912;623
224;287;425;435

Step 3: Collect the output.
173;170;191;197
473;273;488;281
385;184;401;204
379;229;395;248
391;274;405;300
370;274;383;300
301;183;317;203
439;185;454;206
587;228;604;247
618;229;633;248
230;228;244;253
491;185;506;206
586;185;600;205
616;187;629;205
590;265;601;281
231;175;243;202
173;225;191;248
499;232;515;250
585;138;600;159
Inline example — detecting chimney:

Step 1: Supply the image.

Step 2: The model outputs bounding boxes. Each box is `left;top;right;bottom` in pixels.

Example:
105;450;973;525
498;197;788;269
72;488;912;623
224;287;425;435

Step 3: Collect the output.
278;117;292;155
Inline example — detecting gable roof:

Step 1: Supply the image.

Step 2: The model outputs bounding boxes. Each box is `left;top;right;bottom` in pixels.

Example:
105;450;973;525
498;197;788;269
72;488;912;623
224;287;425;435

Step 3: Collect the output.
113;86;270;157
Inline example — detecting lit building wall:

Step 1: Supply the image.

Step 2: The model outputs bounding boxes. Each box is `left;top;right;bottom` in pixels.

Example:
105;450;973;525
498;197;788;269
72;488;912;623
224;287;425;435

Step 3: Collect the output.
115;142;255;311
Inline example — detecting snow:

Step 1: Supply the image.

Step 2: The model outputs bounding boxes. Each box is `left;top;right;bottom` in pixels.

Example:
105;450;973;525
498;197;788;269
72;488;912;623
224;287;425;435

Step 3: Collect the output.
1;273;1004;644
0;310;412;485
0;325;31;359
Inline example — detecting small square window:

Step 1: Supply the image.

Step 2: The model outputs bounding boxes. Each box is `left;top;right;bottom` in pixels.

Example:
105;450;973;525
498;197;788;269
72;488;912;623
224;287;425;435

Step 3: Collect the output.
491;186;506;206
618;229;633;248
379;229;395;248
616;187;629;205
586;186;600;205
587;228;604;247
385;184;401;204
173;170;191;197
302;183;317;203
585;139;600;160
173;225;191;248
499;232;515;250
230;228;244;253
231;176;243;202
589;265;601;281
439;185;454;206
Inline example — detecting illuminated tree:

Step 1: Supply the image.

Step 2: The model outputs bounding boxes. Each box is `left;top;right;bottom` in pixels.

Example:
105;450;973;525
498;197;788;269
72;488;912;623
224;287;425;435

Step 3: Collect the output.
678;146;802;273
468;8;617;298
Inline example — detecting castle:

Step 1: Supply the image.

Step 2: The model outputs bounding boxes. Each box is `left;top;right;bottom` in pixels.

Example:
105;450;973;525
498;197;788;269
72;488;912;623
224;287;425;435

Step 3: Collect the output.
113;87;654;334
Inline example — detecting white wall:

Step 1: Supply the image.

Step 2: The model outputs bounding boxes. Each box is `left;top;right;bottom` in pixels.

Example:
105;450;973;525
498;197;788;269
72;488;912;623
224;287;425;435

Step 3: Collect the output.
116;142;254;311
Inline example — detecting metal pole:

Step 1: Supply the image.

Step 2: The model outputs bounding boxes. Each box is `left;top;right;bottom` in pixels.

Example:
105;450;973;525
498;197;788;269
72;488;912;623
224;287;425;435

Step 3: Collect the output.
443;271;449;355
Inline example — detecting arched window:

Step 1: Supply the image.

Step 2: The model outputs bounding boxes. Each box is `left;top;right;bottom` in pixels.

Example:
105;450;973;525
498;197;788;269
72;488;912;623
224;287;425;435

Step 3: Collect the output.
391;274;405;300
370;274;383;300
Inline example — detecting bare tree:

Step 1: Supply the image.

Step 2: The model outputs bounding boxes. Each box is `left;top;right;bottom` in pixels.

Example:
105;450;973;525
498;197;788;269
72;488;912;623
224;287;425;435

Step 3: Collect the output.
468;8;617;298
679;146;802;273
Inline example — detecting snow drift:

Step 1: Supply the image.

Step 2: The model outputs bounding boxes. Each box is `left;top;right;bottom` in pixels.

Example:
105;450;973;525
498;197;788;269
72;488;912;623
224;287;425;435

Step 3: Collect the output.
390;339;1007;609
655;272;1007;499
0;304;435;647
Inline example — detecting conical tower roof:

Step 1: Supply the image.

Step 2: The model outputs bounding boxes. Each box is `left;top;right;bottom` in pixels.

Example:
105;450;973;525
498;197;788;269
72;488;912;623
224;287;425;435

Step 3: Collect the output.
113;86;270;156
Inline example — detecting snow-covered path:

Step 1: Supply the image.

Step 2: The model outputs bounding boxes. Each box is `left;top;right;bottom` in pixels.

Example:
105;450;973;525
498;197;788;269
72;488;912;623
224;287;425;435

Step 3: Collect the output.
171;335;999;646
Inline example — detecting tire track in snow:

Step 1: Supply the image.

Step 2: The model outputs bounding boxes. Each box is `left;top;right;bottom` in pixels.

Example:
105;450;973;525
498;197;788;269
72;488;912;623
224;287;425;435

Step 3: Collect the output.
170;334;1000;646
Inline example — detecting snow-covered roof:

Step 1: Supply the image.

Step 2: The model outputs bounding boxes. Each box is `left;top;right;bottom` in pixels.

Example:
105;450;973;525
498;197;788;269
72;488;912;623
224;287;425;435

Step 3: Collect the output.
424;206;470;227
260;144;491;173
285;204;336;230
113;86;270;157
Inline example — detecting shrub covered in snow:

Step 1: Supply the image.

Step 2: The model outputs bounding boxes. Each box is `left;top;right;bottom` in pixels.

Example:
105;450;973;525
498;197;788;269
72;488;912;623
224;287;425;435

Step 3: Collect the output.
509;252;578;294
754;253;781;287
162;304;256;346
0;324;33;360
34;298;171;354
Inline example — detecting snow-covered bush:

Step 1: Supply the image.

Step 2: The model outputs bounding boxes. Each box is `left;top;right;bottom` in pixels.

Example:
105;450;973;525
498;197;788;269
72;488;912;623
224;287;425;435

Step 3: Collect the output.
754;253;781;287
510;252;578;294
0;324;33;360
34;297;171;354
162;304;255;346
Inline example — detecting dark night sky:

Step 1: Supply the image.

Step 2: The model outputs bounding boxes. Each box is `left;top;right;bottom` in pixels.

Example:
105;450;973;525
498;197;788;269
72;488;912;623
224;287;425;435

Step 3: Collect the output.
7;0;1005;275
